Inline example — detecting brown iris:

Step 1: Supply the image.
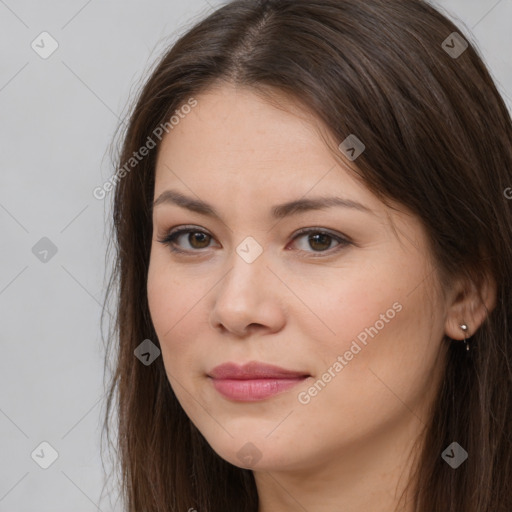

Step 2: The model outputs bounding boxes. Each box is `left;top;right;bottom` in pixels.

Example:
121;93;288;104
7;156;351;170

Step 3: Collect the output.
307;233;332;251
188;232;211;249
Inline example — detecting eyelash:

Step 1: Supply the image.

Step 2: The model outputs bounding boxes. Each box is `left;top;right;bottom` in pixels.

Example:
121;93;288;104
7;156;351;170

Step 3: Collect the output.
156;225;352;258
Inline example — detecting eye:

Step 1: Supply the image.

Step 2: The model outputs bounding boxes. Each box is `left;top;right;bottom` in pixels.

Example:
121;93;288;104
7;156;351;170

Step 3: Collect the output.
157;226;351;257
157;226;216;253
289;228;351;256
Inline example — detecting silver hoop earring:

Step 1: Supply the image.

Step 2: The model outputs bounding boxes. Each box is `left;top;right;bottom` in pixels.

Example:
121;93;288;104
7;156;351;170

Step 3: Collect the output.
460;323;470;352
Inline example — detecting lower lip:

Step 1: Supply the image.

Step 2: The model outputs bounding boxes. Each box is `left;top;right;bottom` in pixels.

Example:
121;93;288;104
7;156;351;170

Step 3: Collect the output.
209;377;308;401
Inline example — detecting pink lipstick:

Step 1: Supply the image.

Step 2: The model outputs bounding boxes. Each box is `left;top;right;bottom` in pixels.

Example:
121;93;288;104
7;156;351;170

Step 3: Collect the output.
208;361;310;401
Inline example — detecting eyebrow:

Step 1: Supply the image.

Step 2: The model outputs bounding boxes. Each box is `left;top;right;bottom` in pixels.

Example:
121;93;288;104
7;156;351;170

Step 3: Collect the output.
152;189;374;219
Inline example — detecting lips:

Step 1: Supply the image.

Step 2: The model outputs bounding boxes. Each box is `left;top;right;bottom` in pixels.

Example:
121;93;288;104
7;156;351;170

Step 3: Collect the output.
207;361;310;401
208;361;310;380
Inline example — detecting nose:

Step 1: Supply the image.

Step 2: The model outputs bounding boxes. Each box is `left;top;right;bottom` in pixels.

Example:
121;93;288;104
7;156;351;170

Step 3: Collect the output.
209;244;286;338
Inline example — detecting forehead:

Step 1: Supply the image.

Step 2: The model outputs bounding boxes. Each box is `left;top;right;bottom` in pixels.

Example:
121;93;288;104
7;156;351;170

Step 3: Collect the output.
158;86;324;163
154;85;375;205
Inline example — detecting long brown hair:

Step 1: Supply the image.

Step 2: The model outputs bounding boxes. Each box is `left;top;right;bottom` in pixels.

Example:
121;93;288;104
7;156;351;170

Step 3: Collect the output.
100;0;512;510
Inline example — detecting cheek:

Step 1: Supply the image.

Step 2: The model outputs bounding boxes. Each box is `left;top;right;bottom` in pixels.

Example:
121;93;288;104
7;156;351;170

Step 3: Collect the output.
147;259;207;375
147;261;173;331
147;250;195;330
147;260;181;353
308;272;441;409
301;256;440;392
298;266;403;361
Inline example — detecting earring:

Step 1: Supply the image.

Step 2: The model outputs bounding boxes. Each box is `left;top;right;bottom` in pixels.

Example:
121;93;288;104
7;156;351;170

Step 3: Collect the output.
460;323;470;351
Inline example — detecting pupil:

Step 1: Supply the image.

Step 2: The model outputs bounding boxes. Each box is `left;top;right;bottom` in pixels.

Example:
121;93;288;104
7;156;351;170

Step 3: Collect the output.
310;233;331;251
190;232;209;248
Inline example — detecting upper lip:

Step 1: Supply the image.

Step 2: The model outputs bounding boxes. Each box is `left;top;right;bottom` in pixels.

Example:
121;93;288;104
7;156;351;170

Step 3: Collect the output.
208;361;310;380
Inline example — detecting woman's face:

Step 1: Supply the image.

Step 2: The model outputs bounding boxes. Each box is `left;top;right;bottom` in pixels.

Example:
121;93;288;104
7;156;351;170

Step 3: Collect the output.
147;84;450;473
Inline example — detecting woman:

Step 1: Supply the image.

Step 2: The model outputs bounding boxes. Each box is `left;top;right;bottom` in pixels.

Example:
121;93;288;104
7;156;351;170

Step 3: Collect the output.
101;0;512;510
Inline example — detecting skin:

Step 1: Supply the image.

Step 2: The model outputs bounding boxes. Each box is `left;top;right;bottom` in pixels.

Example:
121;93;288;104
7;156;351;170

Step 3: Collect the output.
147;83;495;512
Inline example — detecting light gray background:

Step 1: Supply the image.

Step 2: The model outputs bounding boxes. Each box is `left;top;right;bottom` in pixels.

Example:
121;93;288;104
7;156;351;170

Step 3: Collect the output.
0;0;510;510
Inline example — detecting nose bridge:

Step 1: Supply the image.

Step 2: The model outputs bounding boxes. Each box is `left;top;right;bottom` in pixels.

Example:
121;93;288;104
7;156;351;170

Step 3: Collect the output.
223;234;268;296
209;234;281;334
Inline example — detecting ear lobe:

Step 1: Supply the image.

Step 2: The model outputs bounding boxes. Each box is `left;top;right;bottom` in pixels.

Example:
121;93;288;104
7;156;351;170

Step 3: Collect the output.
444;273;497;341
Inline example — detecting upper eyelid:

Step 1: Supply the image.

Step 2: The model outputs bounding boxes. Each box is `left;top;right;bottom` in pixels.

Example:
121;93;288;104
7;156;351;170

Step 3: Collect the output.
164;225;347;239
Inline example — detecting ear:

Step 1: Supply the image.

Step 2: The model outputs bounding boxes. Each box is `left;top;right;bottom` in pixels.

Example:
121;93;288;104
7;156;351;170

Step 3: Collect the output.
444;272;497;340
